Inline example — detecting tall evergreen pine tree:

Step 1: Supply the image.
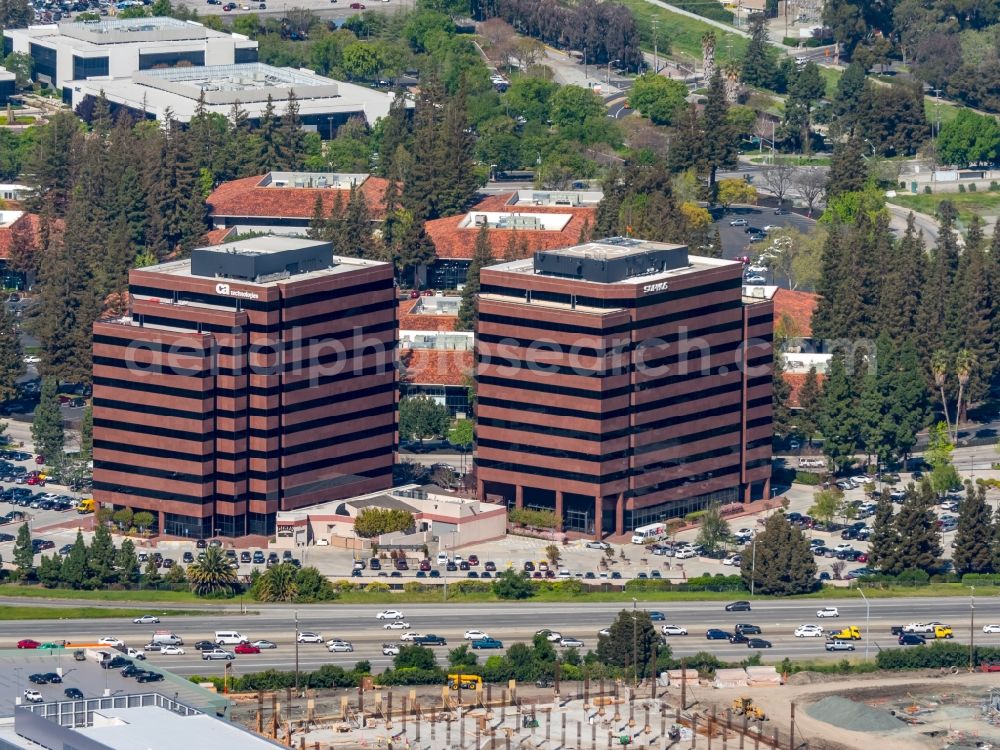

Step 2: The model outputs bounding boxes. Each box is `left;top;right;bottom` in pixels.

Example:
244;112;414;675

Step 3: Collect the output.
457;223;493;332
953;482;994;574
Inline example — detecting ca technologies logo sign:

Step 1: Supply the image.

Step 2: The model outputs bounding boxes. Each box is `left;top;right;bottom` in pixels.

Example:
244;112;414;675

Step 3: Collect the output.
215;283;260;301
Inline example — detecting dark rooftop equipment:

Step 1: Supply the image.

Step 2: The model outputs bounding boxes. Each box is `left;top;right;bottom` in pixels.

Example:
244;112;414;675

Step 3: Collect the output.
533;238;689;284
190;240;333;282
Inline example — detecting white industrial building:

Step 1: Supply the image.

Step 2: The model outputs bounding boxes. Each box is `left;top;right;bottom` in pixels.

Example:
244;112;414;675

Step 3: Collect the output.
2;17;258;91
65;63;397;133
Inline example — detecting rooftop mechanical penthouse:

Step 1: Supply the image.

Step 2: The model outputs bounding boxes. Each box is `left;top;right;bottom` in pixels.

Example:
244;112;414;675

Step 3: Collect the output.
92;237;397;539
475;238;774;539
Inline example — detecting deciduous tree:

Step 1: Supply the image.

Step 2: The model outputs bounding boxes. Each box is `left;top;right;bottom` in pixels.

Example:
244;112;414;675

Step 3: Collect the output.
399;396;452;443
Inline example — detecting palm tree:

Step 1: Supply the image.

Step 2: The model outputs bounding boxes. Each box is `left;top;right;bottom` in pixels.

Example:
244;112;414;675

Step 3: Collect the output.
930;350;952;441
701;31;716;82
187;547;238;597
253;562;299;602
955;349;975;433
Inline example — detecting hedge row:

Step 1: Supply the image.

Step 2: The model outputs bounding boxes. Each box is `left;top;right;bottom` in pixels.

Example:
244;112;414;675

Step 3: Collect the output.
876;641;1000;670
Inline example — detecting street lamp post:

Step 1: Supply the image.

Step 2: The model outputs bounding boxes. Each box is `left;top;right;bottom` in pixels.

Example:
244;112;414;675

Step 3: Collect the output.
607;59;619;87
632;598;638;688
750;539;757;597
858;587;870;661
970;587;976;671
294;611;300;693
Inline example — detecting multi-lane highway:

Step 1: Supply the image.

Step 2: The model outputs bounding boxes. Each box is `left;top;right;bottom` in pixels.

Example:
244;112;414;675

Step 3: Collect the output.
2;597;995;676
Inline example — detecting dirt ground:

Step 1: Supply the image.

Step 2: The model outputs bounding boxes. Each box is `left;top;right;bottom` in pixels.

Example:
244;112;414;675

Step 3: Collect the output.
679;670;1000;750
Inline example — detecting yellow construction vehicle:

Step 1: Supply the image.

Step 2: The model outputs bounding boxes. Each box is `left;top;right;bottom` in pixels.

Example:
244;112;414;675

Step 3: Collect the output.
732;697;766;721
828;625;862;640
448;674;482;690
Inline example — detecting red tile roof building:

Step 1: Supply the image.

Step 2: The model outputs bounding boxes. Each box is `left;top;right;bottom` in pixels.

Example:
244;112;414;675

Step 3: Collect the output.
424;190;600;289
772;288;818;338
207;171;391;237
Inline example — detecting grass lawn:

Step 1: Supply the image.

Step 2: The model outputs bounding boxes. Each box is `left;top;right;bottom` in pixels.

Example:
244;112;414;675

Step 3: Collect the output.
619;0;748;65
0;606;210;620
817;66;841;99
749;155;832;166
925;96;964;129
887;189;1000;225
0;584;211;604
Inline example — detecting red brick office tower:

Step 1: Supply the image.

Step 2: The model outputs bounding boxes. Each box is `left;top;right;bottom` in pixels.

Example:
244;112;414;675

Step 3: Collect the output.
475;238;772;539
92;237;397;539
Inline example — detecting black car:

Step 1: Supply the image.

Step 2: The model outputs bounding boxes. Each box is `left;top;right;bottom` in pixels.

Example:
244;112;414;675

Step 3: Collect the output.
746;638;772;649
196;539;207;549
705;629;731;640
446;562;457;571
28;673;48;684
182;551;194;563
725;601;751;612
136;671;164;683
64;688;84;699
429;569;441;578
193;641;217;651
735;624;761;635
240;551;251;563
121;664;142;678
351;569;363;577
729;632;749;644
898;633;927;646
414;634;447;646
252;552;265;564
104;656;129;669
369;559;381;570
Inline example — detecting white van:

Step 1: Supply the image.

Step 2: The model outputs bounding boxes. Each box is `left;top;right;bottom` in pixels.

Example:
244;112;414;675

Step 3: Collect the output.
150;631;183;646
215;630;246;645
436;552;449;565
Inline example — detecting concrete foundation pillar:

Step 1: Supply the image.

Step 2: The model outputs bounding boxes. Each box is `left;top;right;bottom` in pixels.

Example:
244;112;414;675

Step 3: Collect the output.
555;490;563;531
515;485;523;510
615;493;624;537
594;495;603;539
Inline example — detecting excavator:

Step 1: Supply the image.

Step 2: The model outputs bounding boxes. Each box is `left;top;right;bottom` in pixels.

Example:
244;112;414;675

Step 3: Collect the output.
731;697;767;721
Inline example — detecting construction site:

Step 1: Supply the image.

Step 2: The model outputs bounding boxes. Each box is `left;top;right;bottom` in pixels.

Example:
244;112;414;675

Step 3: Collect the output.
223;669;1000;750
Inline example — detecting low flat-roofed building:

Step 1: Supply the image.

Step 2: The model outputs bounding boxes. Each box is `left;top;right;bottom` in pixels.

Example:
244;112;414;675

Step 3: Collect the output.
65;63;397;135
3;17;258;91
207;171;391;236
274;483;505;550
3;695;282;750
425;191;600;289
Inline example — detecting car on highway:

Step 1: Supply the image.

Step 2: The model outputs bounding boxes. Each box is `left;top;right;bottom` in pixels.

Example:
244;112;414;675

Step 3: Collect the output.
647;611;666;621
297;632;323;643
328;641;354;652
414;634;447;646
235;643;260;655
725;601;751;612
192;641;216;651
729;632;749;644
746;638;772;649
536;629;563;642
794;624;824;638
735;624;762;635
143;643;162;652
471;637;504;649
983;624;1000;634
382;642;401;655
160;645;185;655
64;688;84;699
98;637;124;648
383;620;411;630
17;639;40;649
585;541;611;550
376;610;404;620
464;629;489;640
729;218;749;227
825;640;856;652
202;648;235;660
661;624;688;636
816;607;840;618
39;642;64;650
132;614;160;624
705;629;731;640
898;633;927;646
251;639;276;649
559;637;584;648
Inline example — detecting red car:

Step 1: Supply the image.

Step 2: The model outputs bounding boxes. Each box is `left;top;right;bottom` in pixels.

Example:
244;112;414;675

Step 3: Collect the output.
235;642;260;655
17;639;40;649
467;554;479;566
34;456;44;465
856;553;868;563
26;476;43;486
349;2;365;6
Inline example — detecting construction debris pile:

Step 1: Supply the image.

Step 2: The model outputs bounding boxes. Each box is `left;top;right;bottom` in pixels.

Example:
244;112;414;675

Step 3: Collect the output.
806;696;906;732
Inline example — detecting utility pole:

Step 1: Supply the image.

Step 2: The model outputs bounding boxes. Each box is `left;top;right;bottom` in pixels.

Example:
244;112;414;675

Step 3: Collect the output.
294;611;300;693
859;587;870;662
632;598;638;688
750;539;757;597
